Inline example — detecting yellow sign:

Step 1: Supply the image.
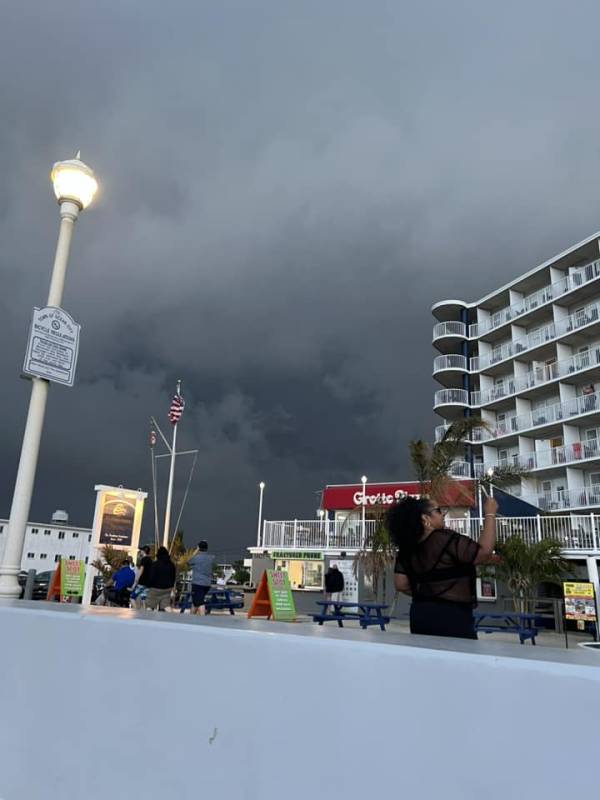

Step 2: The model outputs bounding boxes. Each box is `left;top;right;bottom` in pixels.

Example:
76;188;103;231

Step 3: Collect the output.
563;582;597;621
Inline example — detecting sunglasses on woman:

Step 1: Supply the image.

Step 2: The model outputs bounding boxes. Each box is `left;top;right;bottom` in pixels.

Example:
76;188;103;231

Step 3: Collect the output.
427;507;446;515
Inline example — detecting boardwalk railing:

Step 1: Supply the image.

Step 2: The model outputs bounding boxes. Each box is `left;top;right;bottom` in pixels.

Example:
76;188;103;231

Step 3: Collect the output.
260;515;600;552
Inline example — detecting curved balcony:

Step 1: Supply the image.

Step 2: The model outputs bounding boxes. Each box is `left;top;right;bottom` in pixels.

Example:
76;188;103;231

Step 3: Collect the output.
434;388;470;418
432;321;467;354
431;299;469;323
448;461;472;478
432;354;468;387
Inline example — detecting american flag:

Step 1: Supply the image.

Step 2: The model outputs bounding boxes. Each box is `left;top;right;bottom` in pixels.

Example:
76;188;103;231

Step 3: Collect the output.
168;393;185;425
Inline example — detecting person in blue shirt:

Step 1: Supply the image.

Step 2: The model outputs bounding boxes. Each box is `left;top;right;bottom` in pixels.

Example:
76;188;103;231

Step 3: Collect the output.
108;560;135;606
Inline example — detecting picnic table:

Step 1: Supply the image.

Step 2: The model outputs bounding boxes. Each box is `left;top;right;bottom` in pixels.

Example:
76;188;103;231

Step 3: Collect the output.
313;600;391;631
179;587;244;614
474;611;538;645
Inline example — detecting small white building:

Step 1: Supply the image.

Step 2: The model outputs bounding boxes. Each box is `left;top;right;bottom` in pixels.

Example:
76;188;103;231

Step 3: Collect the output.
0;510;93;574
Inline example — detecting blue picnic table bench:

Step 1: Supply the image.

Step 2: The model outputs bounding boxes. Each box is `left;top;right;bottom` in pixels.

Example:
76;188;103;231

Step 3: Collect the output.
178;587;244;615
313;600;391;631
474;611;538;645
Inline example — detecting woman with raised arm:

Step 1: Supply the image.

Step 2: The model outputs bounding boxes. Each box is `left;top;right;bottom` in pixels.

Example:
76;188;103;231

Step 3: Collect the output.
387;495;497;639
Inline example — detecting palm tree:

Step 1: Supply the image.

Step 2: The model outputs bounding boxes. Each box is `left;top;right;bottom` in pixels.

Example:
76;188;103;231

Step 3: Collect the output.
351;507;396;603
493;536;570;613
91;544;128;585
410;417;529;501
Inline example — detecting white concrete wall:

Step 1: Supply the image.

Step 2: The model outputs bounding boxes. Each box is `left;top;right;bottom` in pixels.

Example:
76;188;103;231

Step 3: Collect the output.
0;603;599;800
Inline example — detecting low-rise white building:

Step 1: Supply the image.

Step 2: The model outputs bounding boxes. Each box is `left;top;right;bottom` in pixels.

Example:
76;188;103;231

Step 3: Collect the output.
0;510;92;574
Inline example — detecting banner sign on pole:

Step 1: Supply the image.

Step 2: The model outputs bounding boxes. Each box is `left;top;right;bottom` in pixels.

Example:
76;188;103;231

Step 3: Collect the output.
22;306;81;387
60;559;85;597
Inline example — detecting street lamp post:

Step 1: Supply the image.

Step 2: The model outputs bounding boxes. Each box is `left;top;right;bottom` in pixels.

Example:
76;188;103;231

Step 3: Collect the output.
0;155;98;598
361;475;367;544
256;481;265;547
487;467;495;499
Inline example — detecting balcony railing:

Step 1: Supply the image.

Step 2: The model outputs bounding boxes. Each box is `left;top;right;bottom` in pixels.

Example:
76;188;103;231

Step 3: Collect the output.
434;388;469;407
482;437;600;475
433;354;468;372
471;342;600;406
528;486;600;512
468;258;600;338
262;516;600;551
481;390;600;440
448;461;472;478
434;423;486;443
432;321;467;340
470;299;600;372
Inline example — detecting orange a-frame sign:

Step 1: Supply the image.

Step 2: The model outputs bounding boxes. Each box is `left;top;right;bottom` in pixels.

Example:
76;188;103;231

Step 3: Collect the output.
247;572;272;619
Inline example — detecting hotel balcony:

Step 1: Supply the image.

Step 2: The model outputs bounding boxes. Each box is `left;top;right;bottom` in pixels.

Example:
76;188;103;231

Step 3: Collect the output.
432;321;467;354
470;299;600;374
482;437;600;479
527;486;600;514
467;258;600;340
471;345;600;408
433;388;470;418
432;354;468;387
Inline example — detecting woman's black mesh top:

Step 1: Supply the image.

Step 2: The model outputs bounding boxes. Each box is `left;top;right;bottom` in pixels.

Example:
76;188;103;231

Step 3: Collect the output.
394;528;481;606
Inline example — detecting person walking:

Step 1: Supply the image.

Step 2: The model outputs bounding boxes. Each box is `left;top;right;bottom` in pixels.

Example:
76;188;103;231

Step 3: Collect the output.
188;540;215;615
130;545;153;609
387;495;497;640
146;547;176;611
324;563;345;602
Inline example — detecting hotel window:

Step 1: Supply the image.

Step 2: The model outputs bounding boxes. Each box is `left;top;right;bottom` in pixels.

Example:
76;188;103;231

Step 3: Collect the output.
54;555;60;563
0;525;3;533
31;528;38;534
69;555;76;560
88;535;92;542
26;553;34;559
72;532;79;538
58;531;65;540
44;529;51;536
40;553;47;560
85;557;89;564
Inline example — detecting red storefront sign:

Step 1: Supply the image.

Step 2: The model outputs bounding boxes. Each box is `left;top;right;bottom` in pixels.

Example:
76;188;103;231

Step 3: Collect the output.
321;481;474;510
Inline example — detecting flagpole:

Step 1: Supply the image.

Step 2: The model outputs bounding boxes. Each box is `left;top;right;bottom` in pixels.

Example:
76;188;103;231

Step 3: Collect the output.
162;380;181;548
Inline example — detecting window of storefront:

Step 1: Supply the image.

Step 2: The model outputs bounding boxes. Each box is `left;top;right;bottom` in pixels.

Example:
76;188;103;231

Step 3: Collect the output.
274;559;323;589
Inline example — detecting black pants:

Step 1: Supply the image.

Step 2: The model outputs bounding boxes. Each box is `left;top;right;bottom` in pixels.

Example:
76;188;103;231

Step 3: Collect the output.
410;599;477;640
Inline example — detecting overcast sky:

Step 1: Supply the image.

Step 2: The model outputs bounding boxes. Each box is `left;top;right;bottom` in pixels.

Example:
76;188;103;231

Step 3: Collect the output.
2;1;600;558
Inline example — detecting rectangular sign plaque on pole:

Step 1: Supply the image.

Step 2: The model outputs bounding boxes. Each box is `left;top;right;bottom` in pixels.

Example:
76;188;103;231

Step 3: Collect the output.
22;306;81;387
563;581;598;647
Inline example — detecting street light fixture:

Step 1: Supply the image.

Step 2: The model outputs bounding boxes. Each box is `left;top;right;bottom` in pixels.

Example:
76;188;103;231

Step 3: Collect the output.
0;154;98;599
486;467;495;499
256;481;266;547
361;475;367;544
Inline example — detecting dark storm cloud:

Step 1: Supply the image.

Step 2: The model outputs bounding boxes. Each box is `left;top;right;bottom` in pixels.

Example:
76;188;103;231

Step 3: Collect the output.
2;1;600;555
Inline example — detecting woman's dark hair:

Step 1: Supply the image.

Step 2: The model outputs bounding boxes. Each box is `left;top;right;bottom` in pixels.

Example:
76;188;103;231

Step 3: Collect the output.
385;497;432;561
156;546;171;561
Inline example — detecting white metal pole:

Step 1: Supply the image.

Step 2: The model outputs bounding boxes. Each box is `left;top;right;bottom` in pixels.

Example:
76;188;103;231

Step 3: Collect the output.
361;475;367;545
0;202;79;598
256;482;265;546
162;413;179;549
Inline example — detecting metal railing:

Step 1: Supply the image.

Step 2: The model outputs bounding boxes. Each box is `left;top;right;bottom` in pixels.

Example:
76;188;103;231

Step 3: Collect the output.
481;437;600;475
261;519;379;551
261;515;600;551
434;388;469;407
471;342;600;406
445;515;598;550
448;461;472;477
433;354;468;372
468;258;600;338
432;321;467;339
525;486;600;512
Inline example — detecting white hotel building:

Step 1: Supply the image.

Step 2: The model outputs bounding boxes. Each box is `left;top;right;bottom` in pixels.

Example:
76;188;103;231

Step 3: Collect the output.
433;231;600;513
0;510;92;574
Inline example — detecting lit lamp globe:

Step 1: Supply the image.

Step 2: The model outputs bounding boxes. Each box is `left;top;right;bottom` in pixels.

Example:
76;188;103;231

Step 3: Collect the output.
50;153;98;210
